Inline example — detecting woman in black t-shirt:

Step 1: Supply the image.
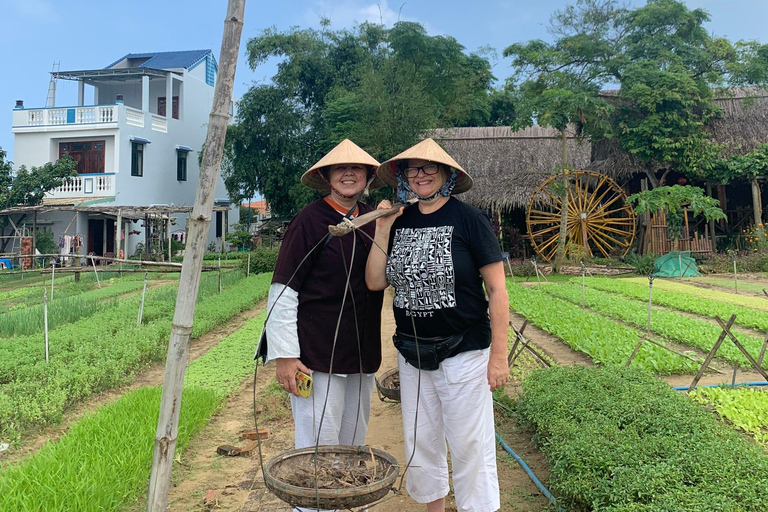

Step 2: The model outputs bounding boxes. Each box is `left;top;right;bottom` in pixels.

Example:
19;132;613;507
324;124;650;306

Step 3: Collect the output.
366;138;509;512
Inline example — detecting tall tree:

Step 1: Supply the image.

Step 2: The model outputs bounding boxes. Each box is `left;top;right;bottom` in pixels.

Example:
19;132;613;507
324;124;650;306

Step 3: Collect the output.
0;150;77;253
505;0;768;188
505;0;768;265
225;21;510;215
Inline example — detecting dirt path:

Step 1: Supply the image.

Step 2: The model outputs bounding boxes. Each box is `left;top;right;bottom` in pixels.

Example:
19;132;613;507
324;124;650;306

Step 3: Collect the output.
160;291;554;512
0;300;266;466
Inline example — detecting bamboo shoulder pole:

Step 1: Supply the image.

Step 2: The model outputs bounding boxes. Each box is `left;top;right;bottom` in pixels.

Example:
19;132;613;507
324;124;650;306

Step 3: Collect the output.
146;2;245;510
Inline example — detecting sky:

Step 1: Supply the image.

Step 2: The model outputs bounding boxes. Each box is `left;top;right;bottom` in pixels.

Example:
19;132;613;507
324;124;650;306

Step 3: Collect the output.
2;0;767;162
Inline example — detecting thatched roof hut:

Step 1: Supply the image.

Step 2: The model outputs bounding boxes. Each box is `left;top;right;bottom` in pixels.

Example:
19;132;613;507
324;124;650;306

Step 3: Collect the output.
590;86;768;176
431;126;592;211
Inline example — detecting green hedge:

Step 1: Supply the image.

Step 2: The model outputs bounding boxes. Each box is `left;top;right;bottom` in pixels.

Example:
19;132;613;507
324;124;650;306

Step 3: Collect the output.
517;366;768;512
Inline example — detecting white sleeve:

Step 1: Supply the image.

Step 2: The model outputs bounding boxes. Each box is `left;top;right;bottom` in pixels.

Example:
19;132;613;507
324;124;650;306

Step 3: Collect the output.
264;282;301;363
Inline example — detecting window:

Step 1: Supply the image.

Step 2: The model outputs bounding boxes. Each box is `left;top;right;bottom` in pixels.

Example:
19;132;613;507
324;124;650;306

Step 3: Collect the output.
215;211;223;238
176;150;187;181
59;140;105;174
157;96;179;119
131;142;144;177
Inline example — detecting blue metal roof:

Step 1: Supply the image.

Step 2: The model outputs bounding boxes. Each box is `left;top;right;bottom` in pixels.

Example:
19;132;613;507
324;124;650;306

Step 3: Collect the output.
105;50;215;71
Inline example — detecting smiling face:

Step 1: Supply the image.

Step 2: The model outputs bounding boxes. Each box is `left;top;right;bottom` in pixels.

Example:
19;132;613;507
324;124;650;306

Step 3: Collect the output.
405;159;447;198
328;163;368;199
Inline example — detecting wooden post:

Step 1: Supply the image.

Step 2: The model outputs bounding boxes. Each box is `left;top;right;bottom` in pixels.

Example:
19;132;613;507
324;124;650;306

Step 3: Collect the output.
706;182;716;249
137;271;148;326
714;316;768;383
167;214;172;262
44;288;49;363
688;315;737;391
90;255;101;288
646;276;654;333
751;178;763;228
32;210;37;267
732;252;738;293
115;209;122;260
146;2;245;510
246;251;251;278
145;214;151;260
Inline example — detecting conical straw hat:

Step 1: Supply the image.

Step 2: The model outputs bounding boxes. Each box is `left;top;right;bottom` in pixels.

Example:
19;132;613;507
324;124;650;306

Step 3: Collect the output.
301;139;384;192
377;138;473;194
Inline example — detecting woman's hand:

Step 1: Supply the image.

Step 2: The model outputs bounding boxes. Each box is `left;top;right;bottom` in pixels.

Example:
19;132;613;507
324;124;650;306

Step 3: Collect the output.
366;200;403;291
275;357;312;397
375;200;404;230
487;352;509;391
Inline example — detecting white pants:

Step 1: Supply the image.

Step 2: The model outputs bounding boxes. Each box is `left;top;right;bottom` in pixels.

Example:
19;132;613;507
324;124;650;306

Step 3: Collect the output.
291;372;375;512
399;349;500;512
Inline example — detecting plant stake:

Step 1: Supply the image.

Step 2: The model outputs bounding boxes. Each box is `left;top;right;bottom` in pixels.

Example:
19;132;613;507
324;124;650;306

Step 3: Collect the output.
44;288;49;363
50;260;55;301
137;271;148;326
90;255;101;288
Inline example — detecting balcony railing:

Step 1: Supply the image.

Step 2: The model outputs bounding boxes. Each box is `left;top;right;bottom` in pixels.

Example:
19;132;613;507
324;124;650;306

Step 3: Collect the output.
47;173;116;199
13;105;169;132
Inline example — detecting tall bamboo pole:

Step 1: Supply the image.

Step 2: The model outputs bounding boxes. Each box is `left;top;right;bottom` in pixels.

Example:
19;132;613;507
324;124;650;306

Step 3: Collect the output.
146;2;245;510
553;129;569;273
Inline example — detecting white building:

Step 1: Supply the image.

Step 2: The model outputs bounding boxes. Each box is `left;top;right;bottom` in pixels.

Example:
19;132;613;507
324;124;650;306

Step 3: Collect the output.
10;50;236;258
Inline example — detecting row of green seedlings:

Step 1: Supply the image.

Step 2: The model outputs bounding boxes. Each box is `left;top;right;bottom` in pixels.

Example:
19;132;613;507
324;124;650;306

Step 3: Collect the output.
625;277;768;311
0;269;239;337
0;272;272;442
506;281;697;374
0;311;270;512
516;366;768;512
542;283;766;368
0;281;145;337
697;276;768;295
0;268;178;315
584;277;768;332
690;386;768;448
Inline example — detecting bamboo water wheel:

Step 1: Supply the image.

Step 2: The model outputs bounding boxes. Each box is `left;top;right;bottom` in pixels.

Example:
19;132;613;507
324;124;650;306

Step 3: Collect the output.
526;170;636;261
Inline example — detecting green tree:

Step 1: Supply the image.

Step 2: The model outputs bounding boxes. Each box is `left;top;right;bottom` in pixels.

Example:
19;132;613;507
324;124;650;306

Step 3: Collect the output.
700;144;768;229
628;185;726;249
0;150;78;252
225;21;510;215
505;0;768;189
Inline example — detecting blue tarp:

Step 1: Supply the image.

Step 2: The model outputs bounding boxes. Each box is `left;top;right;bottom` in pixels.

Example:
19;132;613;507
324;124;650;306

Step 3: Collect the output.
0;258;13;270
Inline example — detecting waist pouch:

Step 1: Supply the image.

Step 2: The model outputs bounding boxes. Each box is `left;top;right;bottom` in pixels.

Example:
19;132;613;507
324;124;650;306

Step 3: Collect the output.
393;331;465;371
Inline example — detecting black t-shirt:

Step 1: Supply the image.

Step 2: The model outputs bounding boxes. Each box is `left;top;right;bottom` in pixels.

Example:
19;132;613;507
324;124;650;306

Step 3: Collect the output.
272;199;383;374
385;197;502;355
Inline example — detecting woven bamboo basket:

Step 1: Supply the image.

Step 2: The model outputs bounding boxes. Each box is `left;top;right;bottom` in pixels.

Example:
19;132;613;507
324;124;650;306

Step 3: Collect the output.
264;445;399;509
375;368;400;402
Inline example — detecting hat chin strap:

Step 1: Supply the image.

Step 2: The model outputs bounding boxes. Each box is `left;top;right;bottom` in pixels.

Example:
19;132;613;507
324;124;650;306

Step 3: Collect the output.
317;169;375;199
396;169;458;203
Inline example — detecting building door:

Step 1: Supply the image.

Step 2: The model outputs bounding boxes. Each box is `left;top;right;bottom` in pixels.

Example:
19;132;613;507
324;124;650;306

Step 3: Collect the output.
88;219;104;256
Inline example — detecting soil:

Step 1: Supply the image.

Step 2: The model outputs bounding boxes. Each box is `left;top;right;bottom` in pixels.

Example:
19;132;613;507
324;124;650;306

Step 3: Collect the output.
156;291;555;512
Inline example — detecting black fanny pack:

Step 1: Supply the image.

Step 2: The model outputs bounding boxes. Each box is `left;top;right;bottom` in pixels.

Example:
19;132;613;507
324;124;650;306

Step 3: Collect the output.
393;331;465;371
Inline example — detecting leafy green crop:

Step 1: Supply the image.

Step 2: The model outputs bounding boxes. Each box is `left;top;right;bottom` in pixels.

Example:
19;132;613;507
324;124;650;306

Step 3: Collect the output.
518;366;768;511
626;277;768;311
507;281;695;374
583;277;768;331
691;387;768;448
543;283;765;367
